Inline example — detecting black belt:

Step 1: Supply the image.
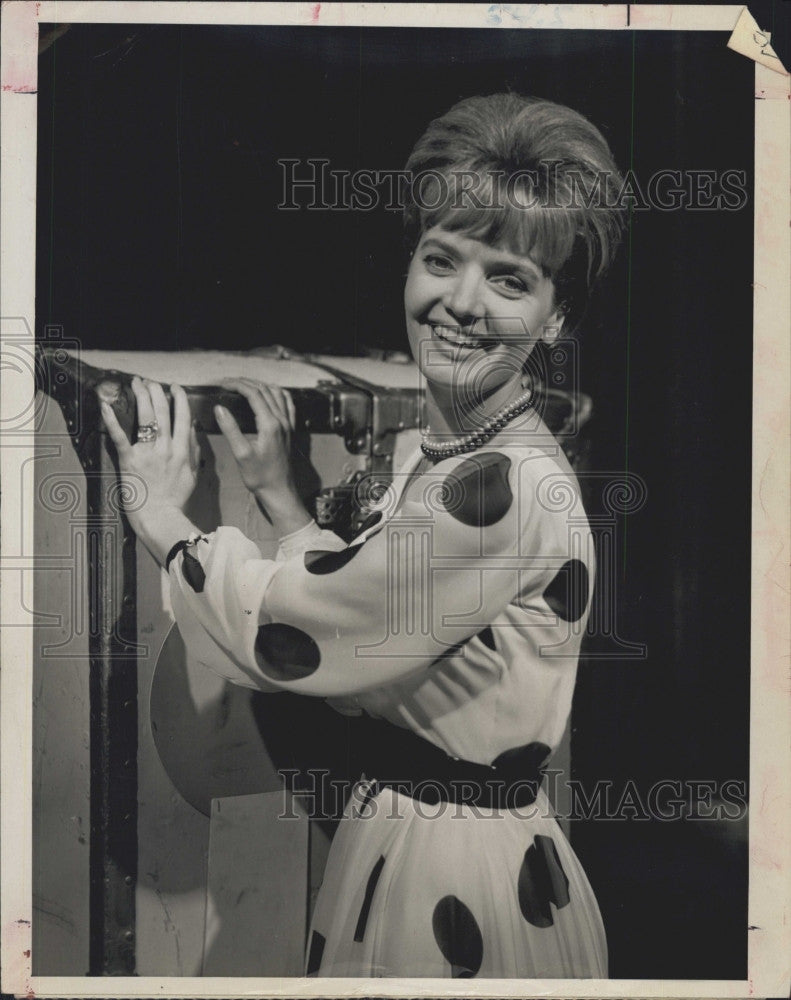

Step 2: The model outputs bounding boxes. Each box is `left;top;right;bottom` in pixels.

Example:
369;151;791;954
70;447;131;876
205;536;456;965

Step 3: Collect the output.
352;714;546;810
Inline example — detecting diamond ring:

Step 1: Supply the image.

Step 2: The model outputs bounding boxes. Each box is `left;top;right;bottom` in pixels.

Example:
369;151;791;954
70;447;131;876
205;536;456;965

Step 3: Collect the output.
137;422;159;443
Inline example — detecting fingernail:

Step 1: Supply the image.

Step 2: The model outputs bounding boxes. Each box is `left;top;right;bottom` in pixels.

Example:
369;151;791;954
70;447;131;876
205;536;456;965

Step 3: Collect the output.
214;404;227;418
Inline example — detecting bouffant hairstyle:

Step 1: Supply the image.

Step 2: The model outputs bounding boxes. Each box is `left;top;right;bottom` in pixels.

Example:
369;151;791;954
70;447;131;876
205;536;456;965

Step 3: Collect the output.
403;93;625;332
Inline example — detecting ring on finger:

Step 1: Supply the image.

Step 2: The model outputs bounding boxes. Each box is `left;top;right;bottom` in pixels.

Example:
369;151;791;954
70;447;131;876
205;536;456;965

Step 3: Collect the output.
137;422;159;443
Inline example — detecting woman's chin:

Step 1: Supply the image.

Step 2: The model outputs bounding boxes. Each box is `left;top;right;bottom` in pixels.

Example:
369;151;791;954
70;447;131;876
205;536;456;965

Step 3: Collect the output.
423;373;517;412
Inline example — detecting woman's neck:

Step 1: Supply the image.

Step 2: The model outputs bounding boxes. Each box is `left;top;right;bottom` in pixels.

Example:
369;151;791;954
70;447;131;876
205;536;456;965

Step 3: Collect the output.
423;373;526;435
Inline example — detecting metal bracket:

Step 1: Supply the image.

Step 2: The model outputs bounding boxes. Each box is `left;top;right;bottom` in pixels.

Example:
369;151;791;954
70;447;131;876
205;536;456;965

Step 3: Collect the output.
303;360;423;476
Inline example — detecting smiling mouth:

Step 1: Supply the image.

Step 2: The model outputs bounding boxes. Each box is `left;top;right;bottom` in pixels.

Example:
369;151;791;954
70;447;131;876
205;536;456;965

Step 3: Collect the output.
430;324;497;350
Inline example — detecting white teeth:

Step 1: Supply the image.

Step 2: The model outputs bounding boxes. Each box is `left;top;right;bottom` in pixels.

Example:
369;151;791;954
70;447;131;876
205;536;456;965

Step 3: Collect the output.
431;325;479;348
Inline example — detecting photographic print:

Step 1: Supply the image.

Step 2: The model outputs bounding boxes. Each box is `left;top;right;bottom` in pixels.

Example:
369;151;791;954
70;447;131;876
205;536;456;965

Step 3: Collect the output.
1;3;789;997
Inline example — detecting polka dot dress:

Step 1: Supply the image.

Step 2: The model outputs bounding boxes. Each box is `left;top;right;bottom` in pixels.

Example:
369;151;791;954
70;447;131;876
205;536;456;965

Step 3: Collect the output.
168;442;606;978
305;786;606;978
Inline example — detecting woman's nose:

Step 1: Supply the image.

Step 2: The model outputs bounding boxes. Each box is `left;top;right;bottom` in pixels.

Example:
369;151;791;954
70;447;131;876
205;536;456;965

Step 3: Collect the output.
443;270;485;322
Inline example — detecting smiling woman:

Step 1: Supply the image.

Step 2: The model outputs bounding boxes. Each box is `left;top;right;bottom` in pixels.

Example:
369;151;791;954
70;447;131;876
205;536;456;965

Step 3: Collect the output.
402;94;624;332
404;228;564;430
402;94;623;444
105;92;625;979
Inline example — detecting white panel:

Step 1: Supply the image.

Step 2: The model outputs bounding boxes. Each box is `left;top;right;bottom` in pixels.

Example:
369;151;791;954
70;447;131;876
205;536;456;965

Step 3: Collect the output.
32;396;90;975
202;792;308;976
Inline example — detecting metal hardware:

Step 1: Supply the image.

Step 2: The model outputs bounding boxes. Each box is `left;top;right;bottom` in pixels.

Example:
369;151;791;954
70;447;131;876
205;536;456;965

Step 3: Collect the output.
302;359;423;476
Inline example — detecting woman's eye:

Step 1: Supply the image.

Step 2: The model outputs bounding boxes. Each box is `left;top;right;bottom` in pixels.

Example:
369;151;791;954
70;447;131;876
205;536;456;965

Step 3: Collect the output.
423;254;454;274
492;274;528;295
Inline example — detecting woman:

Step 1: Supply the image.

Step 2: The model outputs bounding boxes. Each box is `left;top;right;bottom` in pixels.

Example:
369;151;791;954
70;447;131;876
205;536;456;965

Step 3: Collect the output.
103;93;624;979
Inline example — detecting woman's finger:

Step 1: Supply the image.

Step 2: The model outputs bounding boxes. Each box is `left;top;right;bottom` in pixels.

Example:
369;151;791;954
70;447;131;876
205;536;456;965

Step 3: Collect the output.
220;377;261;393
224;379;278;433
257;384;291;428
146;380;171;440
214;404;253;461
100;401;131;455
189;423;201;470
220;377;258;402
283;389;297;431
225;377;286;421
171;384;191;450
222;377;271;405
131;376;156;428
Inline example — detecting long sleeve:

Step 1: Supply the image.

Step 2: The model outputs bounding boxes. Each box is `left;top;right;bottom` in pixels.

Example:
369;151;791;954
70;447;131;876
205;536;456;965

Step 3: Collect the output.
275;518;348;561
169;448;589;698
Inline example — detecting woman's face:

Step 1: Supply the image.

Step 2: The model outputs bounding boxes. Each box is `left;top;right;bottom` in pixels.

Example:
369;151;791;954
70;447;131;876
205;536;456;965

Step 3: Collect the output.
404;226;564;404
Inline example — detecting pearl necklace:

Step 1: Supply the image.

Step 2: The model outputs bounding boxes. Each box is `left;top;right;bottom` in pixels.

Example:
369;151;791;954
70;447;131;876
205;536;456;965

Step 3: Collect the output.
420;387;534;459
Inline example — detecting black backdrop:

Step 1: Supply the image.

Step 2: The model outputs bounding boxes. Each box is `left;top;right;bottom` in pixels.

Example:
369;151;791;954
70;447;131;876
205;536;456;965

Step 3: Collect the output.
37;18;763;979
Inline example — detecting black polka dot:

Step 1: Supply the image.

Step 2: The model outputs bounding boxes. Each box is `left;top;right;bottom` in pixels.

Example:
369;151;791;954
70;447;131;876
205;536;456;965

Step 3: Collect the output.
542;559;589;622
355;510;383;536
181;550;206;593
477;626;496;651
432;895;484;978
306;930;325;975
518;834;570;928
254;623;321;682
304;545;362;575
442;452;512;527
354;855;385;942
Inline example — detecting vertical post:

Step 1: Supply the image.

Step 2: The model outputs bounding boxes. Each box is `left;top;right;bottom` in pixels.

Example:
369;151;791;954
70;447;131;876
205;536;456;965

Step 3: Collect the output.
86;426;138;974
69;385;139;975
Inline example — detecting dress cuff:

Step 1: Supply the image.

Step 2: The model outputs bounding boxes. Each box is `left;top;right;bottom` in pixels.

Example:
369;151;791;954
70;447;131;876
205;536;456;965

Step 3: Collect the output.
277;519;324;558
277;519;348;560
164;532;212;571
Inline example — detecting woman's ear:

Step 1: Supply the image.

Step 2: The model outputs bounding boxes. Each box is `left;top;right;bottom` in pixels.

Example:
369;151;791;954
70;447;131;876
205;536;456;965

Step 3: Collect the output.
541;308;566;344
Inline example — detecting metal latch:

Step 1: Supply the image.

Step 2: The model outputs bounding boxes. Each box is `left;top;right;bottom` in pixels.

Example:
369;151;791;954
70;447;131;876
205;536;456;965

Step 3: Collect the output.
303;358;423;476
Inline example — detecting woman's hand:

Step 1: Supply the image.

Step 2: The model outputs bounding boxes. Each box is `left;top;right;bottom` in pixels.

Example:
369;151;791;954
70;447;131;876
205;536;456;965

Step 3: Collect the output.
101;377;200;532
214;379;297;498
215;378;312;538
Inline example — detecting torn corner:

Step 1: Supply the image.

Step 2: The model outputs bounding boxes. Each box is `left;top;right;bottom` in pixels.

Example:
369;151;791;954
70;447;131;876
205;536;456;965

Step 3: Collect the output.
727;7;789;77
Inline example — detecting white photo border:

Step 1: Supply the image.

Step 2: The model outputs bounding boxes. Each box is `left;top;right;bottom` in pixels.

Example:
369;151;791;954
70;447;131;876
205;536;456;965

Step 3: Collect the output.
1;3;789;997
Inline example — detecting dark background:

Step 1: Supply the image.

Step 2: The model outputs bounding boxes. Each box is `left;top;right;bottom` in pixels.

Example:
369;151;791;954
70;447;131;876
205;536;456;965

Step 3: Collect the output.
36;10;775;979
